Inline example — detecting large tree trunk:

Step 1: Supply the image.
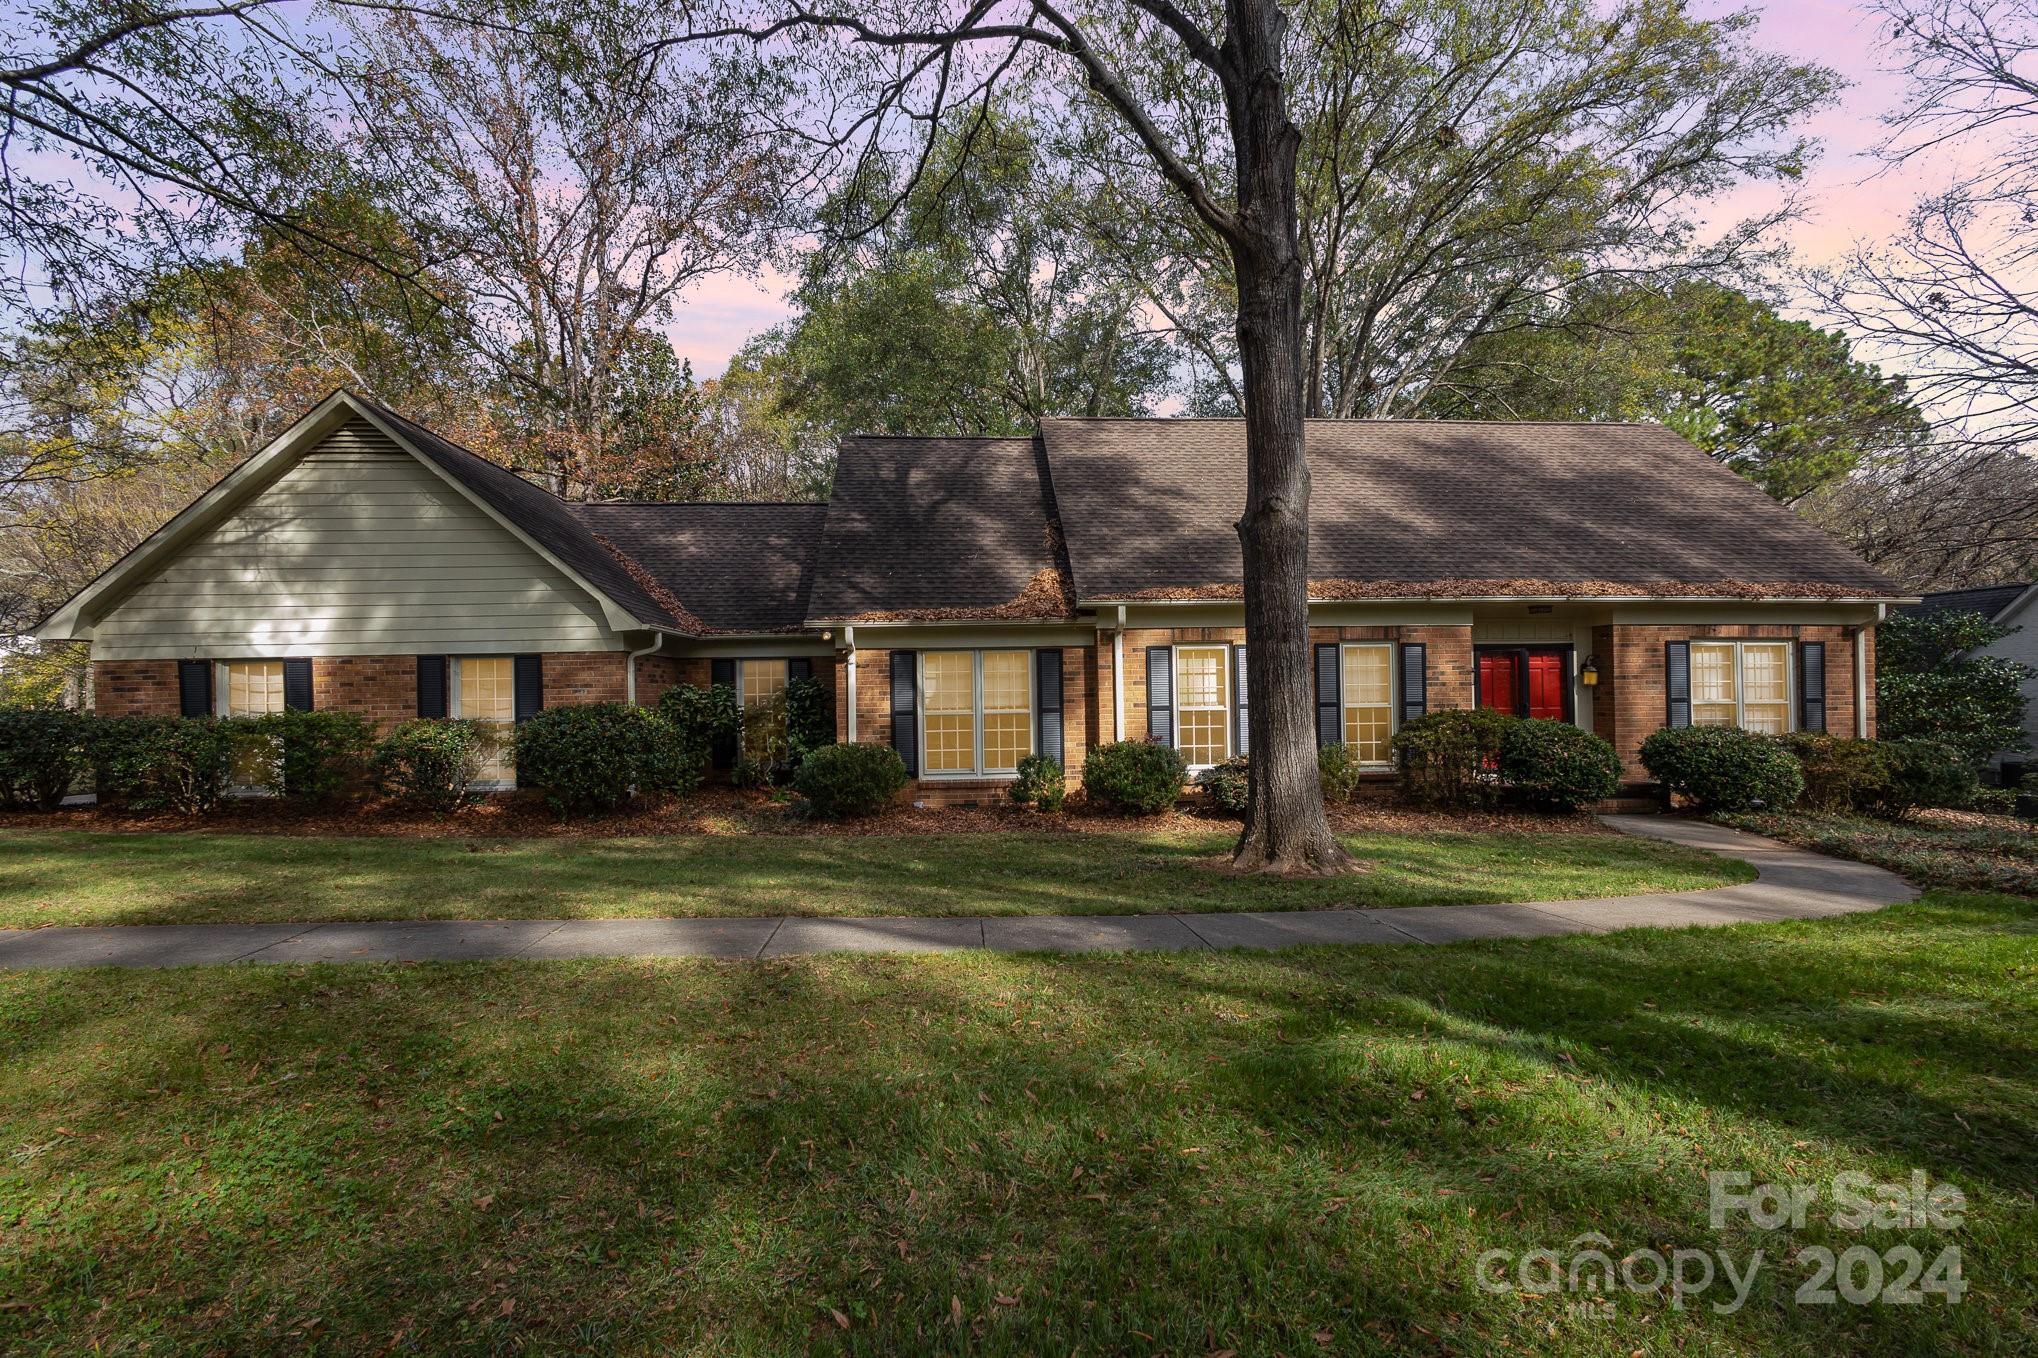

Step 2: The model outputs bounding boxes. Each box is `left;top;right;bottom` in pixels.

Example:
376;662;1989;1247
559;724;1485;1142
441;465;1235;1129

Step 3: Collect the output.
1225;0;1352;875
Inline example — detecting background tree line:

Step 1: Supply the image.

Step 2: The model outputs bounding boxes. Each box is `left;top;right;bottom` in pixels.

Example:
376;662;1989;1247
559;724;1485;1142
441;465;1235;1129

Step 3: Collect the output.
2;0;2033;652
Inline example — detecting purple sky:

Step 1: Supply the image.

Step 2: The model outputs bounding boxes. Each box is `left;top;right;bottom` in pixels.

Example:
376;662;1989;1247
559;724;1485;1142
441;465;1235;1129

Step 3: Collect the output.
665;0;1938;378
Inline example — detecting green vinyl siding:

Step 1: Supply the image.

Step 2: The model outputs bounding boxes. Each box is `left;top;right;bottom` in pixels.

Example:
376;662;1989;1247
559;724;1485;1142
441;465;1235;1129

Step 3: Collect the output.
90;420;619;659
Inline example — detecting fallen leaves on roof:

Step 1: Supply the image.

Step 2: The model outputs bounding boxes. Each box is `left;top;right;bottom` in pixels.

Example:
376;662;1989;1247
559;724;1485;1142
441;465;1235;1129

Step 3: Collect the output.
1107;577;1887;602
836;567;1076;623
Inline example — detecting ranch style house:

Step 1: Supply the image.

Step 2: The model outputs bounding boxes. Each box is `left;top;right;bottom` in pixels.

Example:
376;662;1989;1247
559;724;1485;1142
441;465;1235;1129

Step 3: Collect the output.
33;390;1909;803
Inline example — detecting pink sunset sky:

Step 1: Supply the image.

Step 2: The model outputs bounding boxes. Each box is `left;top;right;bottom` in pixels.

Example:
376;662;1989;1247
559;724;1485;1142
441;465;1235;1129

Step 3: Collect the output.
665;0;1946;378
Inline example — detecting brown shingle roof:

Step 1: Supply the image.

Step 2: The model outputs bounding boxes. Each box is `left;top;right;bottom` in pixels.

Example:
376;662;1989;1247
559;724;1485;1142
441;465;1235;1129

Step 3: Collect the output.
804;435;1074;622
1040;418;1904;600
569;502;826;634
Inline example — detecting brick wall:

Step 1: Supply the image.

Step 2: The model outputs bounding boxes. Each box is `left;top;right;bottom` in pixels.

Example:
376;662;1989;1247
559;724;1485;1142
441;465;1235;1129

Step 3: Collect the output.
92;659;180;716
1599;623;1872;777
312;656;417;733
541;652;628;706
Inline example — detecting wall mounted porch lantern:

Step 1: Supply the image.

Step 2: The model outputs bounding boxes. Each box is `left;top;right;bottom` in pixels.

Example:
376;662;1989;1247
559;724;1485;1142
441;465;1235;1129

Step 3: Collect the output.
1579;655;1601;687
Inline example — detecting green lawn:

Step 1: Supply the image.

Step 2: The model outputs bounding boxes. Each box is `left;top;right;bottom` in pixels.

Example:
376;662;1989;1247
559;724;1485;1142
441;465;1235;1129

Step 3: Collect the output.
0;827;1749;927
0;890;2031;1354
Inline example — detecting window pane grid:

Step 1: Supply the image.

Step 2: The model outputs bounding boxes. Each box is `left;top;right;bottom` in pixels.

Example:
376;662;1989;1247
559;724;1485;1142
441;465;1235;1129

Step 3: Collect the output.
981;651;1031;771
460;657;515;782
920;650;1033;776
1688;642;1791;733
225;661;285;717
1174;648;1230;767
1340;645;1392;762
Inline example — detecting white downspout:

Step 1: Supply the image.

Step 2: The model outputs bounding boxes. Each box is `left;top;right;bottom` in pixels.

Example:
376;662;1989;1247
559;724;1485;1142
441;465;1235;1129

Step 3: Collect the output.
1112;605;1126;741
626;632;665;707
844;625;857;742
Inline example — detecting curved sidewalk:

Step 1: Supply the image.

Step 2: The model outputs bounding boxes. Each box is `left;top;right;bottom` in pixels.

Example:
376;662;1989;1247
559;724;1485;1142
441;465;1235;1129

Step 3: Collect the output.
0;816;1918;970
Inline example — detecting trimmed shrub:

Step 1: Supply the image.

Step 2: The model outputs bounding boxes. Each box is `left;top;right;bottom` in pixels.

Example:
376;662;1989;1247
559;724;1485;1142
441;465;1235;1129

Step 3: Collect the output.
89;715;244;815
1317;742;1367;805
1499;719;1622;812
513;703;692;815
794;742;907;818
1081;740;1188;815
1196;754;1251;818
1009;753;1066;811
659;682;740;773
1391;709;1516;808
784;675;835;766
1639;726;1804;812
372;719;494;812
252;709;374;803
0;705;91;810
1773;733;1887;813
1866;739;1979;821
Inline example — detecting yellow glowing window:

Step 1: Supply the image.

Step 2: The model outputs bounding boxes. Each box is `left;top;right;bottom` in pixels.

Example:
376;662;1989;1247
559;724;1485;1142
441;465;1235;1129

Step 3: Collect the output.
223;660;285;717
1740;643;1790;735
1691;643;1738;728
1174;646;1231;768
921;651;976;774
458;656;516;783
981;650;1033;772
739;659;789;757
1341;644;1393;762
1689;641;1791;733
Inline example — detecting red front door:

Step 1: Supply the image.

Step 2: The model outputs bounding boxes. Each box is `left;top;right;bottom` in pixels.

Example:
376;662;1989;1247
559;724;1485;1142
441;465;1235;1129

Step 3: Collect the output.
1478;651;1520;714
1525;651;1567;721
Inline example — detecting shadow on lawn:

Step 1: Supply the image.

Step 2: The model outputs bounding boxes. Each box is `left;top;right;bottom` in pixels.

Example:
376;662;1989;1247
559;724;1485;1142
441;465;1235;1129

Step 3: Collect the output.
0;892;2030;1354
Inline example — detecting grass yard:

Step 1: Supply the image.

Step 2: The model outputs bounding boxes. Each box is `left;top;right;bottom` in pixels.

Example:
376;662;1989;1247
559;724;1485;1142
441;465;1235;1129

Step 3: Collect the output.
0;890;2031;1354
0;827;1749;928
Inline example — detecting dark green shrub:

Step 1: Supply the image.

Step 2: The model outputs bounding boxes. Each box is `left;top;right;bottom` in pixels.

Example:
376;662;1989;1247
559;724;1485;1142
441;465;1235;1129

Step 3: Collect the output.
1195;754;1251;818
1081;741;1187;815
1499;719;1622;812
372;719;493;812
1317;742;1367;804
730;753;775;791
784;675;834;766
1391;709;1516;808
1772;733;1887;813
1865;740;1979;821
1639;725;1804;811
659;682;740;772
251;709;374;803
794;742;907;818
0;705;91;810
1877;609;2034;765
513;703;692;815
89;716;244;815
1009;753;1066;811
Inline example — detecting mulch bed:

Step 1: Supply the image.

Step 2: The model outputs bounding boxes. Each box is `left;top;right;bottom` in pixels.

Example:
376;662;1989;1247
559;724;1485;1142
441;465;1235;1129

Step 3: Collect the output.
0;786;1609;841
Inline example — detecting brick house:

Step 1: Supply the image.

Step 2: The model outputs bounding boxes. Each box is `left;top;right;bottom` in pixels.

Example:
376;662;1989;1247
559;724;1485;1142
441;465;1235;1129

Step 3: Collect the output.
33;390;1907;802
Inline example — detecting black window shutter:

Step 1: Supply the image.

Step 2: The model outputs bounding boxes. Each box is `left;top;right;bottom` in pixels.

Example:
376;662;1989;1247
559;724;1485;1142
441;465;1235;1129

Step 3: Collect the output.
710;658;737;768
1232;644;1249;756
283;659;313;712
1145;646;1173;746
513;654;543;723
787;657;813;683
1314;642;1341;747
416;656;448;718
1799;641;1826;733
177;660;213;718
889;651;918;776
1036;649;1064;764
1399;642;1427;723
1666;641;1692;729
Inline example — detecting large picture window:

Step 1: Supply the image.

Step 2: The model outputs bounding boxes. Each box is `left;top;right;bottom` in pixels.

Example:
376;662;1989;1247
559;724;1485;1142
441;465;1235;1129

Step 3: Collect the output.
1340;644;1394;763
220;660;285;717
1174;646;1231;768
738;659;789;758
454;655;517;785
919;650;1034;776
1691;641;1792;734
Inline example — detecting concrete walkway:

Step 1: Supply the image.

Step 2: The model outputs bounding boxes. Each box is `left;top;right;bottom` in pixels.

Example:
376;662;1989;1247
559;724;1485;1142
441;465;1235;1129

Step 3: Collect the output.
0;816;1917;970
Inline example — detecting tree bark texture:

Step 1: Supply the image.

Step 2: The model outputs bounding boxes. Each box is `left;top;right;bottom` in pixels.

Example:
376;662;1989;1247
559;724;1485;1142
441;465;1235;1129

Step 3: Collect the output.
1224;0;1352;874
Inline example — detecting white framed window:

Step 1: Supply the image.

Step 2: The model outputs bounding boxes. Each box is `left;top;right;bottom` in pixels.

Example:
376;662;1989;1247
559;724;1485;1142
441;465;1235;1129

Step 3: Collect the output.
918;649;1034;777
217;660;285;717
1340;643;1394;763
1174;645;1232;769
738;659;790;758
1691;641;1792;734
452;655;517;786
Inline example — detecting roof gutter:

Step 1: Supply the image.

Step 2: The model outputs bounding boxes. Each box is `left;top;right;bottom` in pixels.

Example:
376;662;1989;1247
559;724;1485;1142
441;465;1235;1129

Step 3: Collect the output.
1077;594;1919;607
